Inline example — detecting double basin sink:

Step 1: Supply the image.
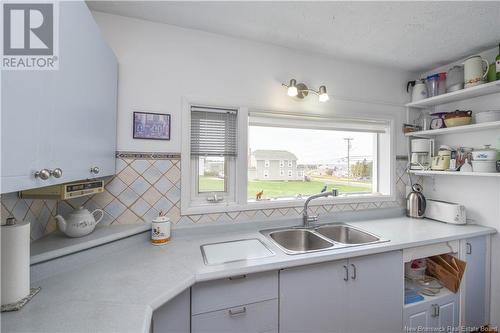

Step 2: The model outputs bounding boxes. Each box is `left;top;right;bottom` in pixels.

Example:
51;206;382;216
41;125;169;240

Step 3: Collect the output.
260;224;387;255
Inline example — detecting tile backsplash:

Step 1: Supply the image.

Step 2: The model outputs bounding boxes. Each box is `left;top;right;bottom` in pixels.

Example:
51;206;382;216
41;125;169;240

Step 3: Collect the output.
1;152;410;242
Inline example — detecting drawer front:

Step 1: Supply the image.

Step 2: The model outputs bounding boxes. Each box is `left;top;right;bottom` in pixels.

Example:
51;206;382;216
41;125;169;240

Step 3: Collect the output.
191;299;278;333
192;271;278;315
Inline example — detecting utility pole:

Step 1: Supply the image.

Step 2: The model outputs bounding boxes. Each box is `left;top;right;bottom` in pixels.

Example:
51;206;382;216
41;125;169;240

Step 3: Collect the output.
344;138;353;184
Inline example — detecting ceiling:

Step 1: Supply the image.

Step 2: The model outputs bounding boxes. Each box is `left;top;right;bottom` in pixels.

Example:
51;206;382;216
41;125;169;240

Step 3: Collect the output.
87;1;500;72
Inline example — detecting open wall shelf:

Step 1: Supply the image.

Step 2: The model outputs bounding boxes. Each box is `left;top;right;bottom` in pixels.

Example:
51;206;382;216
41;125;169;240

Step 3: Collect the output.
405;120;500;137
405;81;500;109
410;170;500;177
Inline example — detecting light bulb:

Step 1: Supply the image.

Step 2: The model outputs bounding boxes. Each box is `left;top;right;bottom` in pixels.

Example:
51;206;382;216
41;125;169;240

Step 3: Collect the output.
318;85;329;102
287;86;298;97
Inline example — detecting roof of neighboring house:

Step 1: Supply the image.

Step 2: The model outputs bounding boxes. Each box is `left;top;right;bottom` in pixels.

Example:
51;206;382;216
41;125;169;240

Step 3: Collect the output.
252;150;297;161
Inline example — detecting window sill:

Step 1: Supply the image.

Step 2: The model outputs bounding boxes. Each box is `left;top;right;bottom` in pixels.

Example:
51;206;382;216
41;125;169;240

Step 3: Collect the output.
181;194;396;215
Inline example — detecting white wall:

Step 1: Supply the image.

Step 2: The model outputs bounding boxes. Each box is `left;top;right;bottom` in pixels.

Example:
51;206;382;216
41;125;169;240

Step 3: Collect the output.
91;11;412;155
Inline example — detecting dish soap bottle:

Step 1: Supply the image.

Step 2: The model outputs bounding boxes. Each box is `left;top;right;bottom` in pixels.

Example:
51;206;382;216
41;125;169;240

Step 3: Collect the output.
496;43;500;80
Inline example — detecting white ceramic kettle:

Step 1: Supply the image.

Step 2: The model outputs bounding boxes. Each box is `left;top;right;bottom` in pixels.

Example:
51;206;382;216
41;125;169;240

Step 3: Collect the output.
411;79;427;102
55;207;104;238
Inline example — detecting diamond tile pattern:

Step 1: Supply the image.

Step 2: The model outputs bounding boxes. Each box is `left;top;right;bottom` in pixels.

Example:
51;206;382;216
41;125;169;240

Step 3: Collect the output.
0;156;408;241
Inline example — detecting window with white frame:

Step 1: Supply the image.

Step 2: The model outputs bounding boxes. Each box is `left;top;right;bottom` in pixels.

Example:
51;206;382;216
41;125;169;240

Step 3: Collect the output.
183;104;393;214
189;105;237;204
247;112;392;202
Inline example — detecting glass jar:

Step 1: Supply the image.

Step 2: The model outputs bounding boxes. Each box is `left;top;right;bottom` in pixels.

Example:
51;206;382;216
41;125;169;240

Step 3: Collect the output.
426;74;439;97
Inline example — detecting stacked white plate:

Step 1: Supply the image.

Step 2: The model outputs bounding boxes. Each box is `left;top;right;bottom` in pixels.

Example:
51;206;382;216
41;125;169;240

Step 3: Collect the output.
475;110;500;123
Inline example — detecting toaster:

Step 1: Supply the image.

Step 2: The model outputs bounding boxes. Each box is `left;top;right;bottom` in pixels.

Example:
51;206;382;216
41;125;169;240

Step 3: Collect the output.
425;199;466;225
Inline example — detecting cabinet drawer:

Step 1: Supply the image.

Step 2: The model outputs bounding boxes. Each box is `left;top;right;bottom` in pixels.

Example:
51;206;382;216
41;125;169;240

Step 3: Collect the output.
192;271;278;315
191;298;278;333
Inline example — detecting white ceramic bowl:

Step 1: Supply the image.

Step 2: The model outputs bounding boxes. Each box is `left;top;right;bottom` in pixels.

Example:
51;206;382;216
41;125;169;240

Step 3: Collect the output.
475;110;500;124
472;160;497;173
472;147;498;161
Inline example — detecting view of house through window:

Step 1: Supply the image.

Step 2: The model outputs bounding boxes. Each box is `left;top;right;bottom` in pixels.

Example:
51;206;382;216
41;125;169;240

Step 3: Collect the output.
248;125;376;201
198;156;225;193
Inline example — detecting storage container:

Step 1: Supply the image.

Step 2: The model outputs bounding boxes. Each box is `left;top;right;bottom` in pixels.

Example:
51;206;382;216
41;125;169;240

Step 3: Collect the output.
426;74;439;97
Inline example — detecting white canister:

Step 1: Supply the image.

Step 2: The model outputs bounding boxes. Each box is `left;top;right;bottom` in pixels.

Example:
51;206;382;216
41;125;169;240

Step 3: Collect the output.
151;216;171;245
463;55;488;88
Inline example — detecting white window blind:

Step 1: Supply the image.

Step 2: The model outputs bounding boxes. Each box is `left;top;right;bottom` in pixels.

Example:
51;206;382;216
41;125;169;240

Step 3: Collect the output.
249;112;388;133
190;106;238;156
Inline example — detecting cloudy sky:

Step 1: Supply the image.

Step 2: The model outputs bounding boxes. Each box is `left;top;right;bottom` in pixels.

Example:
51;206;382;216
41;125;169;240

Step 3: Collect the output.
249;126;375;164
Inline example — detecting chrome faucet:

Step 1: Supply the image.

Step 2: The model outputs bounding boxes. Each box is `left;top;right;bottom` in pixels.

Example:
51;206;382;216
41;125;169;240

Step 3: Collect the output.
303;189;338;228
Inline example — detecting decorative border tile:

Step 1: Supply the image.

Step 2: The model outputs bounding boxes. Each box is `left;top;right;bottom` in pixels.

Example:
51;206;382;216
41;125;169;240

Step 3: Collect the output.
116;151;180;160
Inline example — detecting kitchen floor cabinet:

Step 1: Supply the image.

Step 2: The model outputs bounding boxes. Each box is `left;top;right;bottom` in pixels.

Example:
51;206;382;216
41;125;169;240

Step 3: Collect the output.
464;236;487;328
404;292;459;332
191;271;278;333
279;250;403;333
152;289;190;333
1;1;117;193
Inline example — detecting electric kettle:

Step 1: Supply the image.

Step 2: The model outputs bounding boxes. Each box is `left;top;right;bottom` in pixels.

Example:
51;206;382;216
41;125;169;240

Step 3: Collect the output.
406;184;426;218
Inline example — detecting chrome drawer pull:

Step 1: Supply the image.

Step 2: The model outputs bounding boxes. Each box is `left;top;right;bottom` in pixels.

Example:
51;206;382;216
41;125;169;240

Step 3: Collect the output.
343;265;349;281
350;264;357;280
228;275;247;281
228;306;246;317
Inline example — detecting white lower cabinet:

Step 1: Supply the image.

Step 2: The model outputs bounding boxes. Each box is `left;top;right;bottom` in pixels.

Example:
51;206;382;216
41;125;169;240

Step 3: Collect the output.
280;250;403;333
153;289;190;333
191;271;278;333
404;292;459;332
464;236;487;328
191;299;278;333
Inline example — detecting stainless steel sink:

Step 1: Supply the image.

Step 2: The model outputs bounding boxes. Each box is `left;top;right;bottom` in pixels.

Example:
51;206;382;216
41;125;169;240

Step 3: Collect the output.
261;223;387;255
265;229;335;254
315;224;380;245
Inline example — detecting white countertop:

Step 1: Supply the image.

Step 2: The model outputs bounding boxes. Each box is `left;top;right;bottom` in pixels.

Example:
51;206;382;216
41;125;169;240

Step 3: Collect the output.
1;216;496;333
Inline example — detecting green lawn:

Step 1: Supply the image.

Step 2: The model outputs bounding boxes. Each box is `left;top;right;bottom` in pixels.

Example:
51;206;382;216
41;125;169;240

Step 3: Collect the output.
198;176;372;200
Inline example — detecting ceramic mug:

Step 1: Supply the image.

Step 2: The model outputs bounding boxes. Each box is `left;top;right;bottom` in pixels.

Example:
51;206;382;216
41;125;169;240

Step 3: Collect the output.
463;55;488;88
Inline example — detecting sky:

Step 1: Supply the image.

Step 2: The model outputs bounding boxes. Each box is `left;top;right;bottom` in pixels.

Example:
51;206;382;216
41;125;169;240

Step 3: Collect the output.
249;126;375;164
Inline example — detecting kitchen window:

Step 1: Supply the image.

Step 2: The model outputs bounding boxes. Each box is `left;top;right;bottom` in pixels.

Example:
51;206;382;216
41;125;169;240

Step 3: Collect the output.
187;105;238;205
182;103;394;215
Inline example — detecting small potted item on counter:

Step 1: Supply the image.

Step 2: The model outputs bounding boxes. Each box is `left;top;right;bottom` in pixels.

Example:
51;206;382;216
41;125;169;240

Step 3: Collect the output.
151;211;171;245
443;110;472;127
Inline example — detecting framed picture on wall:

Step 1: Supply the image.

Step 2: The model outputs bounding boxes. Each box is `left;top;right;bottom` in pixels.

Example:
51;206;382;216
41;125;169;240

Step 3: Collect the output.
133;111;171;140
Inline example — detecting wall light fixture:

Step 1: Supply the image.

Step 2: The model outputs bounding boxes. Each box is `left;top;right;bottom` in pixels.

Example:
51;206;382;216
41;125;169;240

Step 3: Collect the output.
282;79;329;102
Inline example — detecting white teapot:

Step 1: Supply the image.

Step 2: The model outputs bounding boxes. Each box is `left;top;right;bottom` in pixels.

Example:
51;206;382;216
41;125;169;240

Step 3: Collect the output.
55;207;104;238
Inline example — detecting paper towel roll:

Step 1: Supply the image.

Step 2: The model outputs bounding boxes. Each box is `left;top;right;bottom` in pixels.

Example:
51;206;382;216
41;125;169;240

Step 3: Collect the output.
1;220;30;305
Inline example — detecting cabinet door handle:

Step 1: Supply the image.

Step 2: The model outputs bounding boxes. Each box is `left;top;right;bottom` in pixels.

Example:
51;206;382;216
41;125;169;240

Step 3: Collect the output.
90;166;100;174
228;306;246;317
466;242;472;255
34;169;51;180
51;168;63;178
350;264;357;280
431;304;439;317
228;275;246;281
343;265;349;281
